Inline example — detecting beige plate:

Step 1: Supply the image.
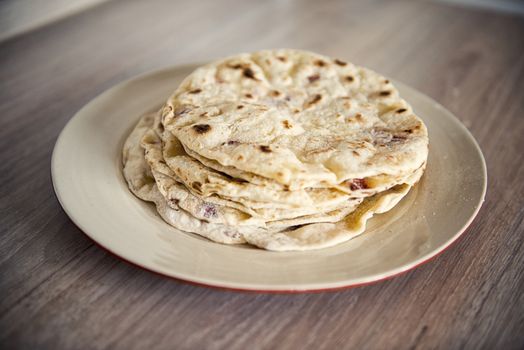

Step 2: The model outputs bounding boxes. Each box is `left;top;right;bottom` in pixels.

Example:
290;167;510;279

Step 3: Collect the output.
51;64;487;292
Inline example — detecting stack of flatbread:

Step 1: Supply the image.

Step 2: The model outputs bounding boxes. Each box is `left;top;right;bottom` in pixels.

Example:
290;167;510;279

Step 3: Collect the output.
122;49;428;251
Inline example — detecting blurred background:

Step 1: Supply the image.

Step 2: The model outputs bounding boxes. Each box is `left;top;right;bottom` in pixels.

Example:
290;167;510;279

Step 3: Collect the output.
1;0;524;42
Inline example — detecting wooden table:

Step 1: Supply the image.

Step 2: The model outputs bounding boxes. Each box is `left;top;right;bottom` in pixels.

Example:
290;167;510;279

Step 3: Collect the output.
1;0;523;348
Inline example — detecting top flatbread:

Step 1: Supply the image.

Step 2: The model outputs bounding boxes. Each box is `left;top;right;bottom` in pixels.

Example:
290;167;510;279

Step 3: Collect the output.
162;49;428;190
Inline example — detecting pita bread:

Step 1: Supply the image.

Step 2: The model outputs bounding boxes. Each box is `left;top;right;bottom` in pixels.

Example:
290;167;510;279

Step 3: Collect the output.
121;49;429;251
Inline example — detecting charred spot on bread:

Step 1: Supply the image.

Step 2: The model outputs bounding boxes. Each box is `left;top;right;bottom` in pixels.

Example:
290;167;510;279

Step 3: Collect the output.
391;135;407;143
314;59;327;67
192;124;211;134
308;74;320;83
243;67;259;80
350;178;368;191
334;59;347;66
202;203;218;218
229;63;243;69
305;94;322;108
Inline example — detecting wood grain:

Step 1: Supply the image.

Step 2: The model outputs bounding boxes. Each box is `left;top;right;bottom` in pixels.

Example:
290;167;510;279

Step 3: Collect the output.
0;0;110;41
1;0;523;349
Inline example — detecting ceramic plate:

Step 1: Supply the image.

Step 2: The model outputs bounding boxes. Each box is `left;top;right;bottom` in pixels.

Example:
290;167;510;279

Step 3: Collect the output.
51;64;487;292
